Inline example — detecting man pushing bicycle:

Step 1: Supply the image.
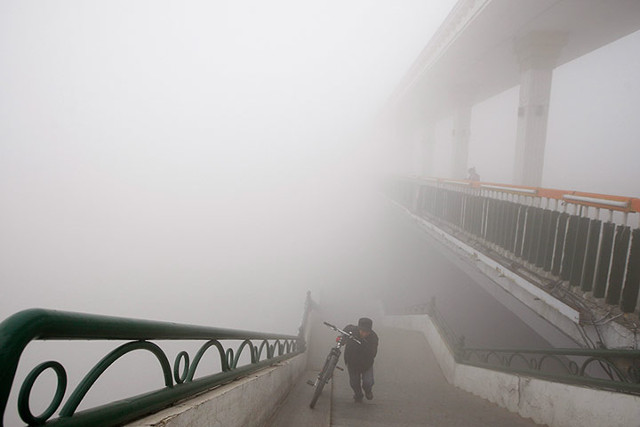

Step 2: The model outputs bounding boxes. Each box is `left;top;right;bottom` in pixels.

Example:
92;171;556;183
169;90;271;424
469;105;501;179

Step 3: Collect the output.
343;317;379;403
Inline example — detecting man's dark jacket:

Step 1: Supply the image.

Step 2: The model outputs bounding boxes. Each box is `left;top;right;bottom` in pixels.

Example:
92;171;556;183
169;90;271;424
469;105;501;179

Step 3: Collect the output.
343;324;379;372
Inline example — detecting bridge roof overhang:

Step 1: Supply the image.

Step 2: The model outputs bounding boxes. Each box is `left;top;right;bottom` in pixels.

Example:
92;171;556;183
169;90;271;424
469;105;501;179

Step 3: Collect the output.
392;0;640;127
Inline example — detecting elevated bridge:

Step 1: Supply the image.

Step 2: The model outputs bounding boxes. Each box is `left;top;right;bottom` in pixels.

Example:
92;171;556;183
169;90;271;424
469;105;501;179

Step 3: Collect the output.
389;0;640;186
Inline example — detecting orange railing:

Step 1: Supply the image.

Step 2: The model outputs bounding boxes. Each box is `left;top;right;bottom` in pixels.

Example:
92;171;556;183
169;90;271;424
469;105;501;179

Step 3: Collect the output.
407;176;640;225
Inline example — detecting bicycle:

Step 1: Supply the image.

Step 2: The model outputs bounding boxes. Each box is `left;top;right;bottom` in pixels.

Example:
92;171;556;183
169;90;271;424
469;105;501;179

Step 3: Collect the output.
307;321;361;409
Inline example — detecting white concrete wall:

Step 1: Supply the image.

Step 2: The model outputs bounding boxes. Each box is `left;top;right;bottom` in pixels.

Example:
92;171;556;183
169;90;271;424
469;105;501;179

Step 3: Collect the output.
127;353;308;427
384;314;640;427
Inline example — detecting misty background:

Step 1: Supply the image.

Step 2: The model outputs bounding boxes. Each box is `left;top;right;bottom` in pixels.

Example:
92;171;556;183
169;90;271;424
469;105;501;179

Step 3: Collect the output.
2;2;640;425
1;1;457;333
2;1;639;332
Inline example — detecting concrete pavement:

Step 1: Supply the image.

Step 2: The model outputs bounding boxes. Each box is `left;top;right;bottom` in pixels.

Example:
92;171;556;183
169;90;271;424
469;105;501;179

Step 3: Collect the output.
330;327;540;427
268;327;542;426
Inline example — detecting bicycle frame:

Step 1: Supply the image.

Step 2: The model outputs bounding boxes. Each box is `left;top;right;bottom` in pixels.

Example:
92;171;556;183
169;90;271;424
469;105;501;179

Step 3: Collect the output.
308;322;361;408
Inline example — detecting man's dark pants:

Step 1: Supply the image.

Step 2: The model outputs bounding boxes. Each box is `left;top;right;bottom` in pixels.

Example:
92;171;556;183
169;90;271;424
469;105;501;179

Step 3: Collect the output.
347;365;374;399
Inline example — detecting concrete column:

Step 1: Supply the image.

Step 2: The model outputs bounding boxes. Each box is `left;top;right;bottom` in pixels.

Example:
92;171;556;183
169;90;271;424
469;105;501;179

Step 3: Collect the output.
514;32;567;186
452;106;471;179
420;125;435;177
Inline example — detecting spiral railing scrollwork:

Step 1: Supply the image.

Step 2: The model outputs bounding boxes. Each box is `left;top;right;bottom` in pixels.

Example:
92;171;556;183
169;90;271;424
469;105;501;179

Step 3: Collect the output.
0;306;309;427
17;361;67;426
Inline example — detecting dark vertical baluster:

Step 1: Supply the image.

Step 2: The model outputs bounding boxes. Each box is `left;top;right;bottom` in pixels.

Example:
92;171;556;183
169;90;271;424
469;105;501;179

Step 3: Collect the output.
561;215;579;280
423;186;430;214
505;203;517;253
417;186;425;216
593;222;616;298
496;200;506;249
480;197;487;239
525;207;541;264
457;192;464;227
444;189;449;220
522;207;535;261
515;205;527;257
482;199;490;241
536;210;552;268
552;213;569;276
428;186;435;215
605;225;631;305
580;219;602;292
525;208;540;264
543;211;560;272
421;186;428;214
502;202;512;252
441;189;447;219
486;199;496;243
455;191;460;226
449;191;460;225
494;200;503;247
462;194;470;232
493;200;502;245
469;195;476;235
474;196;483;237
430;187;437;215
569;217;590;287
621;229;640;313
459;192;465;227
455;191;460;225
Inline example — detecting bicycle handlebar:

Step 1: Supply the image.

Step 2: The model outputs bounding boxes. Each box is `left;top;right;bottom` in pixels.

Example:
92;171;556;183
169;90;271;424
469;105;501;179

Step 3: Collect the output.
323;321;362;345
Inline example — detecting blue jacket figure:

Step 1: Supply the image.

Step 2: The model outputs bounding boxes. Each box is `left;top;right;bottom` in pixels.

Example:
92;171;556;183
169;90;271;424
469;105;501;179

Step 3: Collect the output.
343;317;379;402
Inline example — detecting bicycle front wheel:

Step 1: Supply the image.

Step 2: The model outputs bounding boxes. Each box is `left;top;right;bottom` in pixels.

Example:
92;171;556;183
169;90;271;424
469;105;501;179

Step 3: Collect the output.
309;355;338;408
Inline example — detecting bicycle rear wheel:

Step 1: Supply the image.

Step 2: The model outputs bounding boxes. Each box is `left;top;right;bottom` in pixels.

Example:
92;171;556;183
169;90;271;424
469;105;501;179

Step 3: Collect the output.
309;355;338;408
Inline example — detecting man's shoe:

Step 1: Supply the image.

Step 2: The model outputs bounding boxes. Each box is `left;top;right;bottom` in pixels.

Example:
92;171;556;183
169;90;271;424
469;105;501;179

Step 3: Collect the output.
353;394;363;403
365;390;373;400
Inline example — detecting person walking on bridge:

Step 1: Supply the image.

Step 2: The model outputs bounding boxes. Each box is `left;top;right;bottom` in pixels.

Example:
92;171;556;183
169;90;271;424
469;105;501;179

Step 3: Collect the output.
343;317;379;403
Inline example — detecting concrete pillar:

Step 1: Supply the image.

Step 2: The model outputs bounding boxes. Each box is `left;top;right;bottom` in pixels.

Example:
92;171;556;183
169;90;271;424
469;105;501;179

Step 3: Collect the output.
452;106;471;179
420;125;435;177
514;32;567;186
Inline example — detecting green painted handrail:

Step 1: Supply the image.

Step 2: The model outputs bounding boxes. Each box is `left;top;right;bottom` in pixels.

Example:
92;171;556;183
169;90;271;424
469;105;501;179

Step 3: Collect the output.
416;298;640;395
0;303;310;426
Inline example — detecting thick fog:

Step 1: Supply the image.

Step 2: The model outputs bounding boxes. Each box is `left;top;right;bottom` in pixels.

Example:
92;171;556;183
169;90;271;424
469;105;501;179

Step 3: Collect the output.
0;1;457;333
3;2;640;425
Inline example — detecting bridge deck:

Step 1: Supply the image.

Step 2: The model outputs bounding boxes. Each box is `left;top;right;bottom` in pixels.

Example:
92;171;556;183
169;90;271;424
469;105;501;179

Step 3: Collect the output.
270;327;539;427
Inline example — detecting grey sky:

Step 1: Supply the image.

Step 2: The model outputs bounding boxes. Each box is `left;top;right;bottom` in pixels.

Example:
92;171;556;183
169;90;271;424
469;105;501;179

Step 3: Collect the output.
0;1;457;332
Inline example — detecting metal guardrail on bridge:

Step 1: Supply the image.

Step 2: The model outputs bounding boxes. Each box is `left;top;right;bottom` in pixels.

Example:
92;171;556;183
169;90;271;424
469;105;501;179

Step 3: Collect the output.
0;294;312;427
388;177;640;317
405;299;640;396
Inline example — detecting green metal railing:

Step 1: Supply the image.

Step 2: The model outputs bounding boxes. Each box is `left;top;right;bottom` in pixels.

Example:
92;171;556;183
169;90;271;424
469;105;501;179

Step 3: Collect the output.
405;299;640;395
0;298;311;427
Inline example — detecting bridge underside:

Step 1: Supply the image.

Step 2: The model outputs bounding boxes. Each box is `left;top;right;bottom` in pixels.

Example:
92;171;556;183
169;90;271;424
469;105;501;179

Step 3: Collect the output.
392;0;640;185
